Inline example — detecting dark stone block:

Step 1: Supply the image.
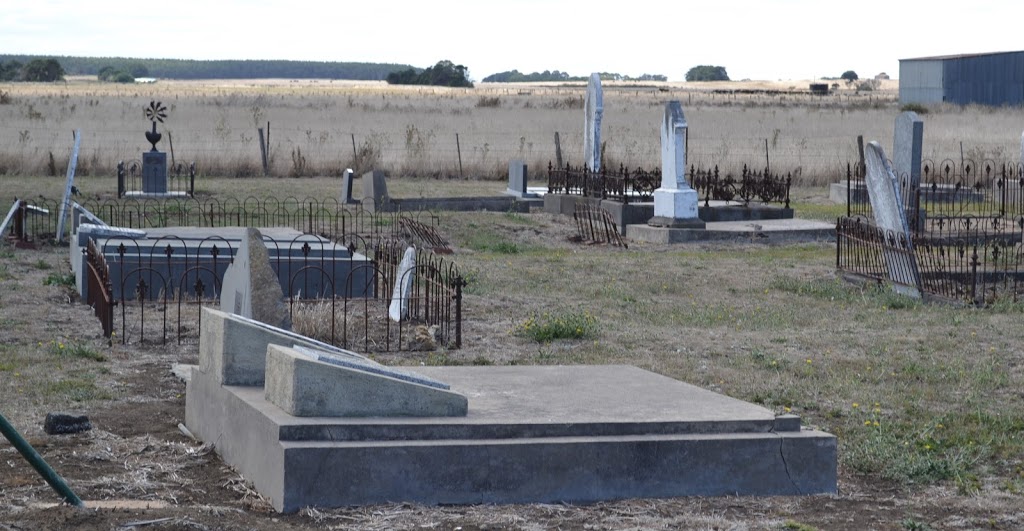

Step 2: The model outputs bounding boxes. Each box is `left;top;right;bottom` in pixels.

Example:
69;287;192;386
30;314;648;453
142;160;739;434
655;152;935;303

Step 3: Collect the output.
44;413;92;435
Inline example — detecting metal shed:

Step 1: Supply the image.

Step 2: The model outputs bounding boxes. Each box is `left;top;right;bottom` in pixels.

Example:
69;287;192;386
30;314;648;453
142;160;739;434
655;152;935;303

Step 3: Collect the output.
899;51;1024;106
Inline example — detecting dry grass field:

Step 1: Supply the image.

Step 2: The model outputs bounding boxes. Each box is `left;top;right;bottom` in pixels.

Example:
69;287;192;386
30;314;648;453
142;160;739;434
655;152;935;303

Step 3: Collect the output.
2;79;1024;530
1;77;1022;187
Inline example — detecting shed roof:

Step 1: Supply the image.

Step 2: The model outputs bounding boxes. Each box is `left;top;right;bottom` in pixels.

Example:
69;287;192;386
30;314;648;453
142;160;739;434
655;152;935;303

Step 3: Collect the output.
900;50;1024;62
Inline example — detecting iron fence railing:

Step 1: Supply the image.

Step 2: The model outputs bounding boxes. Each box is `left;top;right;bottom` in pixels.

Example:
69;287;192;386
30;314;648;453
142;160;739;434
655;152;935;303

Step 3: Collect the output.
836;216;1024;305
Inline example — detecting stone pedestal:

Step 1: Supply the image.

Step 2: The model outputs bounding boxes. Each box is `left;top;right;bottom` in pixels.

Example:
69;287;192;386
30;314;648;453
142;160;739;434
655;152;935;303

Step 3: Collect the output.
651;188;705;228
142;151;168;194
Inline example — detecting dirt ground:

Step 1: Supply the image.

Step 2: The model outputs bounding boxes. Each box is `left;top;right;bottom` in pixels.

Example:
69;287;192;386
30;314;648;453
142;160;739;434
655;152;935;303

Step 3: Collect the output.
2;200;1024;530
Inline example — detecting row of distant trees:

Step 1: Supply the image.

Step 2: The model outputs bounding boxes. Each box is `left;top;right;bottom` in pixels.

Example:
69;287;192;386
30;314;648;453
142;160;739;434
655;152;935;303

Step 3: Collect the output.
482;70;668;83
0;58;66;82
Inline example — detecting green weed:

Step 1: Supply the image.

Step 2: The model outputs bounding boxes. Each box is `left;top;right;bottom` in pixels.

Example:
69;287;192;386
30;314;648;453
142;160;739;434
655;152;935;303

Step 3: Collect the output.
515;310;597;342
46;339;106;361
43;271;75;287
44;378;112;402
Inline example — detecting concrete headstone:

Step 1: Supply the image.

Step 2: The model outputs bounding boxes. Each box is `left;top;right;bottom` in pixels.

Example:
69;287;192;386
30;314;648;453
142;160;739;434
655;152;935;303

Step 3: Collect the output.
892;111;923;206
340;168;356;204
142;151;168;194
389;246;416;322
864;141;921;297
361;170;389;212
220;227;291;330
650;101;704;228
0;200;19;238
506;160;528;197
584;73;604;172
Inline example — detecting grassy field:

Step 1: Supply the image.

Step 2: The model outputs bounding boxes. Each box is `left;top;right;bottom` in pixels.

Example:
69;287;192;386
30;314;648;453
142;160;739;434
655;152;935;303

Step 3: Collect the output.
2;78;1022;186
1;173;1023;529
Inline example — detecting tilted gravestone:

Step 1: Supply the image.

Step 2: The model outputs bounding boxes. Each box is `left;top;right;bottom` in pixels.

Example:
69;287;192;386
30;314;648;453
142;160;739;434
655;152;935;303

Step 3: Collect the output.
220;227;291;330
583;73;603;172
650;101;704;229
864;141;921;298
389;246;416;322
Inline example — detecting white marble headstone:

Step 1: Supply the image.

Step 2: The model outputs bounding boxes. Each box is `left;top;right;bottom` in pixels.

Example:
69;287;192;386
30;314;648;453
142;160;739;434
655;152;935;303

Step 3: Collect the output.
583;73;603;172
864;142;921;297
652;101;701;223
389;246;416;322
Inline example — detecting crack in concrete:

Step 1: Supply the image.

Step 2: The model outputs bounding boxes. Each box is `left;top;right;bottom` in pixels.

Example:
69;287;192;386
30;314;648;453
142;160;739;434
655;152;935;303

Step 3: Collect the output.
772;429;802;495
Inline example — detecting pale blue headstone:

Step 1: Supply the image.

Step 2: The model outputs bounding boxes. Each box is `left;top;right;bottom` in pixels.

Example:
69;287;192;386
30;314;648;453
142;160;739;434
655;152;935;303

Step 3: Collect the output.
892;112;923;192
583;73;603;172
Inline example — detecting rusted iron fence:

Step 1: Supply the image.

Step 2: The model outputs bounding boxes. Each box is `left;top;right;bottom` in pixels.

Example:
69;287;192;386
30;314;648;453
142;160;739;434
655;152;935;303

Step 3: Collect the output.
13;196;440;246
572;203;628;247
845;158;1024;235
691;165;792;208
87;233;463;352
116;160;196;198
84;239;115;339
547;162;791;208
836;216;1024;305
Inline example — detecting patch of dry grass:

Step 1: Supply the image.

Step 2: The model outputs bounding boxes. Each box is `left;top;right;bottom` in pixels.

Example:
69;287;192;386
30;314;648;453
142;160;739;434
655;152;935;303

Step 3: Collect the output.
1;78;1020;187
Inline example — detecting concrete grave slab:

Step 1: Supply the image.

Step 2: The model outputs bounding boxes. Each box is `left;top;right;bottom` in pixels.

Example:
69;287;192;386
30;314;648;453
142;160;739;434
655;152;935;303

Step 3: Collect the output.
186;363;837;512
264;345;467;417
220;227;291;330
388;246;415;322
584;73;603;171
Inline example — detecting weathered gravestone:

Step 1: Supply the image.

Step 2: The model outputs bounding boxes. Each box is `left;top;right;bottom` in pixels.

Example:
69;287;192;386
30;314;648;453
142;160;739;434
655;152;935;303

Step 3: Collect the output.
142;102;169;194
864;141;921;298
650;101;704;229
583;73;603;172
220;227;291;330
361;170;390;213
340;168;356;204
389;246;416;322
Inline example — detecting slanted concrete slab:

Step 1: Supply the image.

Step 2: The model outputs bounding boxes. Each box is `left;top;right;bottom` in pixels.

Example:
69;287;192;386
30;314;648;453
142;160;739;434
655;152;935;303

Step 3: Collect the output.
264;345;467;417
186;363;837;512
198;307;372;386
388;246;415;321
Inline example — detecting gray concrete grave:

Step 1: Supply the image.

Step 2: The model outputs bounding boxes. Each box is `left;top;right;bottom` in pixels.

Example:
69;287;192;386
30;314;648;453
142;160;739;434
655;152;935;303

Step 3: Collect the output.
220;228;291;330
340;168;356;204
265;344;468;417
142;151;168;194
864;141;922;297
389;246;416;322
892;112;924;221
584;73;603;171
187;348;838;512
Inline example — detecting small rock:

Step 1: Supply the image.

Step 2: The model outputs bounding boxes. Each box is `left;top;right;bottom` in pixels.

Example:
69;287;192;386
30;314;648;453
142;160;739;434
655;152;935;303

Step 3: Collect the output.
44;413;92;435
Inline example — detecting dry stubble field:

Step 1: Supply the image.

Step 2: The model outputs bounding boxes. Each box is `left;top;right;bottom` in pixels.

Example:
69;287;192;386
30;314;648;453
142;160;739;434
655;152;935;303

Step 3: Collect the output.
1;80;1024;530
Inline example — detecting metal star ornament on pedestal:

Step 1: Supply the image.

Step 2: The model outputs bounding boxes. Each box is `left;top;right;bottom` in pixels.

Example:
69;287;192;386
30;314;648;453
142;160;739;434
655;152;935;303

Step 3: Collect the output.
144;101;168;151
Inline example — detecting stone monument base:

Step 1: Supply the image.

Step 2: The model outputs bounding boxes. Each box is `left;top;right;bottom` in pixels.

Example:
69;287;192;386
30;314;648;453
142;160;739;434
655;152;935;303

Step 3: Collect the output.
186;364;837;512
647;216;707;229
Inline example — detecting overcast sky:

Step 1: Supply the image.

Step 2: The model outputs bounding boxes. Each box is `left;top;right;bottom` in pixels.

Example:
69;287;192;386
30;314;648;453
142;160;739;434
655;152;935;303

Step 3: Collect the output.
2;0;1020;81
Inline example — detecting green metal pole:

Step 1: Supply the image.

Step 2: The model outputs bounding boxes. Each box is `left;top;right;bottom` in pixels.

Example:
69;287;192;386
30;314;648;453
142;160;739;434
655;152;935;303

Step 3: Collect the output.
0;411;83;507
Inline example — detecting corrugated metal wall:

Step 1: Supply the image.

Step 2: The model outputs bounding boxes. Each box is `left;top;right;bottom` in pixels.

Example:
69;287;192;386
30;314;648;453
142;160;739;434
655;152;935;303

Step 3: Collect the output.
943;52;1024;106
900;51;1024;106
899;60;944;104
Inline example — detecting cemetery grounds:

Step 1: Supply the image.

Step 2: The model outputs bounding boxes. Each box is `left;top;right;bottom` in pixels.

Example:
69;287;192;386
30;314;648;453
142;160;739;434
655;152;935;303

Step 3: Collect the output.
1;81;1024;529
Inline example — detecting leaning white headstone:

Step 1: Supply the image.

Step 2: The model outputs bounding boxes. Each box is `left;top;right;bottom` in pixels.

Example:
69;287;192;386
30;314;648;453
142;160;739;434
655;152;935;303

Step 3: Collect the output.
55;129;82;243
864;141;921;298
583;73;603;172
388;246;416;322
0;200;18;239
651;101;704;228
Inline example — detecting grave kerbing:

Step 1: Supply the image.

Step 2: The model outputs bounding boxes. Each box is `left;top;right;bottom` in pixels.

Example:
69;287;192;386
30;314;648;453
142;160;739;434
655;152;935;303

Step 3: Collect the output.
583;73;603;172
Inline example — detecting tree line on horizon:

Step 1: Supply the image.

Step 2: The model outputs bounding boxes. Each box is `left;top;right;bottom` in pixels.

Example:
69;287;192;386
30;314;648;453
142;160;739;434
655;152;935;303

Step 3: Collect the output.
0;55;417;81
482;70;668;83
